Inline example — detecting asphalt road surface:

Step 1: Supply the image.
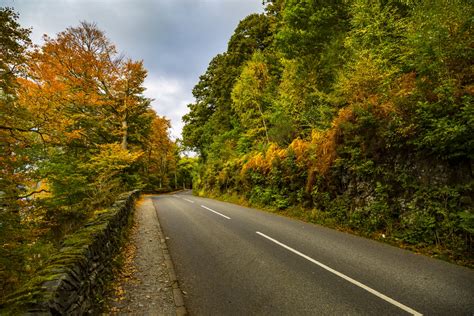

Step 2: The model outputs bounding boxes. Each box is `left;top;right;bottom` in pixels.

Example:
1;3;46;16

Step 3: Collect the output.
151;191;474;315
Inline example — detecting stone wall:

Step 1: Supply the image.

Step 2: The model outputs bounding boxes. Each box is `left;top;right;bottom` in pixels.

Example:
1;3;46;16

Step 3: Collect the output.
1;190;140;315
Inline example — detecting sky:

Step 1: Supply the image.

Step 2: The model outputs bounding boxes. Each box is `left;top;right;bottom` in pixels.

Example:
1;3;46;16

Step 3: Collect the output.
2;0;264;139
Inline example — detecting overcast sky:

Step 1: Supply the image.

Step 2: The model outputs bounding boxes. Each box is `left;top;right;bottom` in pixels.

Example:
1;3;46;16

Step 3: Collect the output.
2;0;263;139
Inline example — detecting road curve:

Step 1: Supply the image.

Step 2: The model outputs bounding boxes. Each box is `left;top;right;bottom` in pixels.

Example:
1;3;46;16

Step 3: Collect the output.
151;191;474;315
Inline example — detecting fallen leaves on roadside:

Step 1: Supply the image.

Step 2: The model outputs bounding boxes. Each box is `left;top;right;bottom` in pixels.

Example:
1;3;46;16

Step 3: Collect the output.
103;220;139;313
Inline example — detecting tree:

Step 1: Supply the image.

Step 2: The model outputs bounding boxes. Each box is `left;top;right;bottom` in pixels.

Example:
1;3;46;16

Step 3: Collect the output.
0;6;34;299
1;15;178;299
184;0;474;261
176;157;198;189
141;113;177;190
18;22;154;216
183;13;276;159
231;52;271;144
276;0;348;59
114;60;149;150
0;7;32;205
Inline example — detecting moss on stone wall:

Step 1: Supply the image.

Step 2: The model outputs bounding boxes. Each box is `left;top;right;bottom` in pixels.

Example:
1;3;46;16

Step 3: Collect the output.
0;190;140;315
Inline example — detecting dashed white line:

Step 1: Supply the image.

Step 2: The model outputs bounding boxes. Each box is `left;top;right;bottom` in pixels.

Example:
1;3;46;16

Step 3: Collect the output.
201;205;231;220
256;231;422;316
182;198;195;203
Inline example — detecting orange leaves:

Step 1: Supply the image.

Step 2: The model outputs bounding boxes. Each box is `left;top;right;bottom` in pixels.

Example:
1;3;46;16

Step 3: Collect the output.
239;105;353;189
64;129;85;141
146;114;174;161
241;143;291;174
265;143;287;164
242;152;267;175
37;22;118;92
17;22;154;153
392;72;417;98
288;138;310;166
242;143;287;175
311;129;338;176
142;112;177;186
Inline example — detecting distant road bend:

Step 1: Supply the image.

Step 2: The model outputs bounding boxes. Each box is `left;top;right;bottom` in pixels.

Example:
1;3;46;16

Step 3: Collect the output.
152;191;474;315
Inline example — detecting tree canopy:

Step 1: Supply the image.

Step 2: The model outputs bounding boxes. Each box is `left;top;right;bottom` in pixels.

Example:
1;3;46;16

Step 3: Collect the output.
183;0;474;264
0;12;180;297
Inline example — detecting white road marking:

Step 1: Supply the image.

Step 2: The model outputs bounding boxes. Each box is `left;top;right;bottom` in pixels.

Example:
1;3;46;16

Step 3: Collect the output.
183;198;195;204
201;205;231;219
256;231;422;316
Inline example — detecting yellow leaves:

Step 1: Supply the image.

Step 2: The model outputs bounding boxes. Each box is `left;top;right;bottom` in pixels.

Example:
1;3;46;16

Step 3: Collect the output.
242;152;268;175
392;72;417;98
238;132;338;196
32;181;51;199
330;107;354;129
231;51;271;143
217;160;238;187
266;143;285;160
144;113;176;180
337;51;396;103
84;143;143;173
312;128;338;176
64;129;84;141
242;143;287;175
278;58;318;118
302;107;354;177
288;138;310;165
18;22;152;153
239;127;339;193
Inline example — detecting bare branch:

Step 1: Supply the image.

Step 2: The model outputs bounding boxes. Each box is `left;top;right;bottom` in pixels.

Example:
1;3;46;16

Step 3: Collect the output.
17;189;50;199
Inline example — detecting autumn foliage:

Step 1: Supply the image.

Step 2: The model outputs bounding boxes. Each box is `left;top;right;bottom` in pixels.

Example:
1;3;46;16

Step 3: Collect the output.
183;1;473;265
0;13;177;298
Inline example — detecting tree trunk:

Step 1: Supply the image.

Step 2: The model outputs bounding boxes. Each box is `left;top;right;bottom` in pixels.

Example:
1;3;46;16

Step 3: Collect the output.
121;119;128;150
121;97;128;150
257;102;270;144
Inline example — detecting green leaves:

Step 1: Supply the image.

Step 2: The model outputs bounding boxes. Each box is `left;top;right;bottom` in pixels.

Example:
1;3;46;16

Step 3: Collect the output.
231;52;271;144
0;7;31;95
0;11;182;300
412;95;473;160
185;0;474;263
459;211;474;235
276;0;349;59
183;14;277;159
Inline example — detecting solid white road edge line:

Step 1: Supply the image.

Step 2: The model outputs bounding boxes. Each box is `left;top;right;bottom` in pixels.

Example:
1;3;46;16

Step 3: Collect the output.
256;231;422;316
201;205;231;219
183;198;195;203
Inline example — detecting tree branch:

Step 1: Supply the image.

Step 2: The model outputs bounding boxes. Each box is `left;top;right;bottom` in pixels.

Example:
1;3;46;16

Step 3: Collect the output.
17;189;50;199
0;125;45;135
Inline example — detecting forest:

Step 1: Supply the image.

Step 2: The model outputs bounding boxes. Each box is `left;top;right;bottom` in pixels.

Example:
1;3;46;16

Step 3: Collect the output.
0;8;195;298
182;0;473;264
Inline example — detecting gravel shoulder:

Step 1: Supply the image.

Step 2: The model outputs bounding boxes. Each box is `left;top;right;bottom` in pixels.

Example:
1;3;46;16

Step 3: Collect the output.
104;195;180;315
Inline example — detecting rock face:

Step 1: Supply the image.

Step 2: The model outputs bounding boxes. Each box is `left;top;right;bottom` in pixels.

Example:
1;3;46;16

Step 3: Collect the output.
1;190;140;315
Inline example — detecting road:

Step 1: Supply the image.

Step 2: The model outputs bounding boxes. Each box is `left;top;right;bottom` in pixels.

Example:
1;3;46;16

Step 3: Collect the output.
151;191;474;315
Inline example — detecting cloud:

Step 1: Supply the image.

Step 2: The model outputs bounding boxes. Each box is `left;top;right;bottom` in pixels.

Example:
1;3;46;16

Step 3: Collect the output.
144;75;192;140
5;0;263;138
